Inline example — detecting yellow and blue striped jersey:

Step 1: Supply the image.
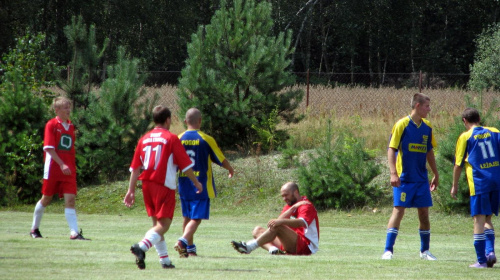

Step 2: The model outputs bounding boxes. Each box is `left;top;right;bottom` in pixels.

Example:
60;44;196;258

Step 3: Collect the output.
178;129;226;200
454;126;500;196
388;116;437;182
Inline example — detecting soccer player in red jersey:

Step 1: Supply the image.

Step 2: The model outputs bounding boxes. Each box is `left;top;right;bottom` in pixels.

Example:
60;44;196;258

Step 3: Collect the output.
231;182;319;255
30;97;89;240
124;105;202;270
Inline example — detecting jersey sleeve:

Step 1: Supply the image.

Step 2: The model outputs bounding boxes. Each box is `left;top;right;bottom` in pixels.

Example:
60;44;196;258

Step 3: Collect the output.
129;139;144;171
172;136;194;172
201;132;225;166
388;120;405;150
43;120;57;150
296;204;317;229
454;132;469;166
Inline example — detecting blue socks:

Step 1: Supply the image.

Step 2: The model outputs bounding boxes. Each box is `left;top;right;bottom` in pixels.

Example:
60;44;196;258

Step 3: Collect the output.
419;229;430;252
474;233;487;264
485;229;495;255
384;228;398;252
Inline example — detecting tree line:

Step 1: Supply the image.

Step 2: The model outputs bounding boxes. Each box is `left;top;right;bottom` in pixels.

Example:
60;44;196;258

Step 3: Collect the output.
1;0;499;80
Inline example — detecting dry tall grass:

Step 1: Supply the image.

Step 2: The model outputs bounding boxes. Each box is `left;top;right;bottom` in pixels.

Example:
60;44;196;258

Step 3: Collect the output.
50;84;499;153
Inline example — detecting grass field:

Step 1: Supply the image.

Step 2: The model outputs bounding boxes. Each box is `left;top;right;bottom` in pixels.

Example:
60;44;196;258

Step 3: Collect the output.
1;208;498;280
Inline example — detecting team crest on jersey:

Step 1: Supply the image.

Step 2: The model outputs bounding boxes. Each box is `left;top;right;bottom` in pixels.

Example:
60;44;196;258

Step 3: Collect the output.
58;134;73;151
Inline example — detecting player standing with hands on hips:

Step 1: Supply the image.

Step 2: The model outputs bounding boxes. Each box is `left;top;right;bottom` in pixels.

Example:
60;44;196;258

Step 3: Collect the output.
124;105;202;270
382;93;439;260
451;108;499;268
175;108;234;257
30;97;89;240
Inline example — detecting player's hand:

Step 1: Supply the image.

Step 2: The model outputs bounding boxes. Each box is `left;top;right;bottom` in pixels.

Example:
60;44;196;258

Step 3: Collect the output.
430;176;438;191
228;168;234;178
60;163;71;175
390;172;400;187
267;219;283;229
123;191;135;207
194;181;203;194
450;185;458;200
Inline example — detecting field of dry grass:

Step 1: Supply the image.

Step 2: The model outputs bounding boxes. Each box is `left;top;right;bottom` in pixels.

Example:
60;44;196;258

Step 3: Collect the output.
147;84;499;152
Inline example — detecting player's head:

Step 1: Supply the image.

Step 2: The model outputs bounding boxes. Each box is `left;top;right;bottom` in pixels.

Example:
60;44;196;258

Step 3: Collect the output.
153;105;171;125
461;108;480;124
185;108;202;128
52;97;72;121
411;93;431;118
280;182;300;206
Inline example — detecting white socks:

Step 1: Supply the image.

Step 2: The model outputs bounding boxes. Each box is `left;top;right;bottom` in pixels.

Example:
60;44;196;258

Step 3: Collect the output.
65;208;79;236
154;240;171;265
31;201;46;230
139;229;161;252
246;240;259;252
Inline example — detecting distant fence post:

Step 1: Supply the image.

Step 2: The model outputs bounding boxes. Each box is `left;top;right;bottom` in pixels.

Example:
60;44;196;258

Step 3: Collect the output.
306;69;310;108
419;70;422;92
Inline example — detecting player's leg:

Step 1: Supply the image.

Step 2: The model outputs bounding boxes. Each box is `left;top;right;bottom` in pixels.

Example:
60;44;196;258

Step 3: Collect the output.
181;218;202;256
472;214;487;267
31;194;53;238
31;179;57;238
485;190;498;267
414;182;435;260
232;225;296;254
177;199;209;257
382;206;405;259
252;225;282;253
152;218;174;268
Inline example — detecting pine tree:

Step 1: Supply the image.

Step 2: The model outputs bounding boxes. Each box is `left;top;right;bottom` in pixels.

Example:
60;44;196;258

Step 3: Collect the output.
177;0;303;149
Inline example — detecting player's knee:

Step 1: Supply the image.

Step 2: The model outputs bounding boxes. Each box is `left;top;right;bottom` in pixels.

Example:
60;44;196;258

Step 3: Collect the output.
252;226;265;238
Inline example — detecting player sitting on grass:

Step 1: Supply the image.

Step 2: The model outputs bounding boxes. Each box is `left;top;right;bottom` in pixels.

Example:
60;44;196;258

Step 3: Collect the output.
231;182;319;255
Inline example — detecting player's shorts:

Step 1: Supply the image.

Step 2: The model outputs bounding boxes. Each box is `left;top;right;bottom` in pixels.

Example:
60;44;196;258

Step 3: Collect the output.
393;181;433;208
180;198;210;220
280;234;312;255
142;181;176;220
470;191;500;217
42;179;77;198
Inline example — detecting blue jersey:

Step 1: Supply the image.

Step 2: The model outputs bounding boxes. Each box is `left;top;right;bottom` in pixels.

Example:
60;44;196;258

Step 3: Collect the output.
388;116;437;183
454;126;500;196
178;130;225;200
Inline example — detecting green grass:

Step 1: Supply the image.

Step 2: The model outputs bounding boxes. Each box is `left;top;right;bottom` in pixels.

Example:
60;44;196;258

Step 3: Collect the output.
0;209;497;280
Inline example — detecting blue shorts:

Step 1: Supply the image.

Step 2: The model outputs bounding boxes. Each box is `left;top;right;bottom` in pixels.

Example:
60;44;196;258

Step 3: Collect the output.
393;181;433;208
470;191;500;217
180;198;210;220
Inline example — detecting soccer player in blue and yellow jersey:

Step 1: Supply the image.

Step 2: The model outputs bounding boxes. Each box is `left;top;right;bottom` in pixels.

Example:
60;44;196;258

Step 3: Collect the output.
382;93;439;260
452;108;500;268
175;108;234;258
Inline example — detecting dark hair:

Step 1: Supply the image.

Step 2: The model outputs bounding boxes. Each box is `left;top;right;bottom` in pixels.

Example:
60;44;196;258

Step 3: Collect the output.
153;105;171;124
462;108;480;124
411;93;430;109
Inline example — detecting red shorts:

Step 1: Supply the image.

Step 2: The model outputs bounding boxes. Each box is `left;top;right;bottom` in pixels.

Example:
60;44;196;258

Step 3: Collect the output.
42;179;77;198
142;181;176;219
280;234;312;255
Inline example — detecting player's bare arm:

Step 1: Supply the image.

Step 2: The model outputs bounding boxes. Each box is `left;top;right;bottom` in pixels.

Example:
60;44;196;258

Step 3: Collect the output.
387;147;400;187
426;150;439;191
45;148;71;175
450;165;462;200
124;168;141;208
268;218;307;230
222;159;234;178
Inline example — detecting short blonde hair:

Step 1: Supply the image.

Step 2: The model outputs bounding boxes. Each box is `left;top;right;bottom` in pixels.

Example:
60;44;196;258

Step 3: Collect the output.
52;96;72;110
411;93;430;109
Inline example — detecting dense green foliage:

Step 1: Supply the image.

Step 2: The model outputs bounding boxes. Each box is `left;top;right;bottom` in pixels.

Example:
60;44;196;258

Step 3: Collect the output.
0;70;48;205
469;23;500;92
297;121;382;210
0;33;56;206
74;47;155;184
2;1;499;80
177;0;303;149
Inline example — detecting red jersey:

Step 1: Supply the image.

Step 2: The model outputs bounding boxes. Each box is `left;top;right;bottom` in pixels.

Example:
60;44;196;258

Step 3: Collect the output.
130;127;194;189
43;117;76;181
281;196;320;254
